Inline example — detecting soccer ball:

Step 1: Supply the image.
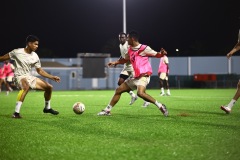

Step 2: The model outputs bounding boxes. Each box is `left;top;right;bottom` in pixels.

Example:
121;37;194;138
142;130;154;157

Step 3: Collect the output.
73;102;85;114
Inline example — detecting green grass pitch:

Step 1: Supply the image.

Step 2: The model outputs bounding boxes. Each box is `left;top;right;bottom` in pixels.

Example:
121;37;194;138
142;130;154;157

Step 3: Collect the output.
0;89;240;160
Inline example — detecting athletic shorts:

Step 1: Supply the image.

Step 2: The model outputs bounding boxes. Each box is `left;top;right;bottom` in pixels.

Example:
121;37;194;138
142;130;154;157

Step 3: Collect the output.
6;76;14;82
125;76;150;90
120;66;134;78
14;75;37;89
159;73;168;80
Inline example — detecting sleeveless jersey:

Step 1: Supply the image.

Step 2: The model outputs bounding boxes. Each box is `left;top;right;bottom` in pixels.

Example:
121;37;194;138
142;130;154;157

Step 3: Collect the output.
128;44;152;78
3;63;14;77
158;56;169;73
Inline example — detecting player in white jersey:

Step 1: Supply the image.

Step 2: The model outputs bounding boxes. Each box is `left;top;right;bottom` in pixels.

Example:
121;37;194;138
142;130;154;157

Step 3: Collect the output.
221;29;240;114
117;32;138;105
0;35;61;118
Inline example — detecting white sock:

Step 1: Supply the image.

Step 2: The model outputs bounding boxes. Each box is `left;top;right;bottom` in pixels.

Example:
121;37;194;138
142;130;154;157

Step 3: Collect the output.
129;91;136;97
161;88;164;93
167;89;170;94
15;101;23;113
104;104;112;111
155;101;163;109
45;100;51;109
228;99;236;109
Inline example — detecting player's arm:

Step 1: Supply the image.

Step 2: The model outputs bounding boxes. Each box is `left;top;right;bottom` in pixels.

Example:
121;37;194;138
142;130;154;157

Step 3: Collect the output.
0;53;10;62
166;63;169;75
155;48;167;58
107;55;129;67
36;67;61;83
227;41;240;59
143;47;167;58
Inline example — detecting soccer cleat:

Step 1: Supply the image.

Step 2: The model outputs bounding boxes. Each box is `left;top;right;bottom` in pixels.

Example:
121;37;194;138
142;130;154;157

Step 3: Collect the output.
129;95;138;105
166;92;171;96
159;104;168;116
43;108;59;115
220;106;231;114
142;101;150;107
160;92;165;96
97;110;111;116
12;112;22;118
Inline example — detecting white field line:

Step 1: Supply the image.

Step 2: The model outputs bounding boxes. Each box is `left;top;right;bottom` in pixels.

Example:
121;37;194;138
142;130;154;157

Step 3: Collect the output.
52;94;229;99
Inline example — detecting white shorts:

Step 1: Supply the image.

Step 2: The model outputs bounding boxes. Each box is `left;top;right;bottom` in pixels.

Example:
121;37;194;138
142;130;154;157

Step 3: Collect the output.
6;76;14;82
120;68;134;78
125;76;150;90
159;73;168;80
14;75;37;89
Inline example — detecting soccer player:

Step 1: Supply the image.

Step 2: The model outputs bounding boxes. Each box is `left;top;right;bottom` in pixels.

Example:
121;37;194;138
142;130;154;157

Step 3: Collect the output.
3;60;15;94
97;30;168;116
117;32;138;105
221;29;240;114
143;55;170;107
0;35;61;118
158;55;170;96
0;65;11;94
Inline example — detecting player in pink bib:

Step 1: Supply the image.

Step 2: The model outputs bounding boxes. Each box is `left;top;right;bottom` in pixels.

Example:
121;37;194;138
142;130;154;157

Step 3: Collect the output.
0;65;11;95
3;60;15;92
158;55;170;96
98;30;168;116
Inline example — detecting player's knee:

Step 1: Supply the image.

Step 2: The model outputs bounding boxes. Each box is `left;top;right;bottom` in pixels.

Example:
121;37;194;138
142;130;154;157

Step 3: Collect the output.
21;84;30;91
46;84;53;91
117;81;122;86
237;81;240;88
137;92;145;98
115;87;124;95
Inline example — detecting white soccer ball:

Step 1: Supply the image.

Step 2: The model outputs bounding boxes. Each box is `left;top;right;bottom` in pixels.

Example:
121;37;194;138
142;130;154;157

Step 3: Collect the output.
73;102;85;114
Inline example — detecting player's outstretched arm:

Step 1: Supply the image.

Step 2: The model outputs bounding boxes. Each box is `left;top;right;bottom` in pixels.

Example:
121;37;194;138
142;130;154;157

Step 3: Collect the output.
227;41;240;59
0;53;10;62
155;48;167;58
36;68;61;83
107;58;128;67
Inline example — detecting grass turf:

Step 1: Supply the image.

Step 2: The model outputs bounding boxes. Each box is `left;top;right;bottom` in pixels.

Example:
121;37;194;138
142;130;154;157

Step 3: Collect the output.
0;89;240;160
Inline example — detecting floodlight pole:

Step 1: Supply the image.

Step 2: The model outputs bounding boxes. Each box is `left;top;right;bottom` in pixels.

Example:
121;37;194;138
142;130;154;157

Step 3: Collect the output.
123;0;126;33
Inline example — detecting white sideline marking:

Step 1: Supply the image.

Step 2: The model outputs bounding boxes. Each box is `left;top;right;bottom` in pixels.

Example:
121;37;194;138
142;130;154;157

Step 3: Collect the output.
53;95;229;99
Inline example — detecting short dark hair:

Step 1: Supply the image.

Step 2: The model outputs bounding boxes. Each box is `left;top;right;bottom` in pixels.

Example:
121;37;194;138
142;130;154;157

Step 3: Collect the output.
128;30;139;41
119;32;127;37
26;35;39;43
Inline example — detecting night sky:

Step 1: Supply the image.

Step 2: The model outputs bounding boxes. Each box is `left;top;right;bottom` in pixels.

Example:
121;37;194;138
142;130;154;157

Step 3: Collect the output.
1;0;240;58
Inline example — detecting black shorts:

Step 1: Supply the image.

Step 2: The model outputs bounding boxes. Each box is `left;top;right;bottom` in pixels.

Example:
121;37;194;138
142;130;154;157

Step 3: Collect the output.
119;74;129;80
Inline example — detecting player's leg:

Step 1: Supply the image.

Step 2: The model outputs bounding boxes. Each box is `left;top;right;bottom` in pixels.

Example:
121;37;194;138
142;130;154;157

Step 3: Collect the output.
165;76;171;96
119;72;137;105
0;78;3;92
0;79;3;92
2;78;11;95
221;80;240;114
12;78;31;118
159;73;165;96
136;76;168;116
35;78;59;115
5;76;13;95
98;82;132;116
6;76;14;91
